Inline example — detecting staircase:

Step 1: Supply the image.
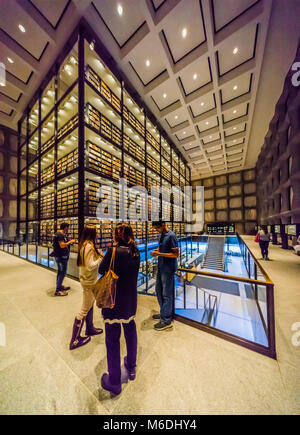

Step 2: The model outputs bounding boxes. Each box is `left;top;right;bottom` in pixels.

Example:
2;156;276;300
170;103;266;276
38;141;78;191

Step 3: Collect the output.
202;236;225;271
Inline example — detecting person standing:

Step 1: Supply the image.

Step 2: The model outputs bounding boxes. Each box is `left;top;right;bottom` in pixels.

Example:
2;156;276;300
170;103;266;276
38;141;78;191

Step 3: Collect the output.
150;221;179;331
99;223;140;397
52;222;75;296
69;226;104;350
258;226;271;260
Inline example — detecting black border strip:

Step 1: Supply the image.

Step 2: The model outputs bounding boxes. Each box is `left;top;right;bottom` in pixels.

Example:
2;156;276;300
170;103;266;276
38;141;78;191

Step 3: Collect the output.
150;95;181;112
0;90;23;103
0;28;49;62
222;103;249;124
189;92;217;119
150;0;166;12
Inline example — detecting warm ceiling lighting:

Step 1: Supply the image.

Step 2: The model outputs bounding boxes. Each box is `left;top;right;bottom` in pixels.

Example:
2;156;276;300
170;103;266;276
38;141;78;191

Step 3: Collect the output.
7;57;14;64
175;115;178;119
233;127;237;130
146;59;150;67
89;41;95;51
233;109;237;114
233;47;239;55
182;28;187;38
200;102;204;106
183;131;186;135
18;24;26;33
163;93;167;98
193;73;197;80
117;4;123;16
206;121;209;125
233;85;238;90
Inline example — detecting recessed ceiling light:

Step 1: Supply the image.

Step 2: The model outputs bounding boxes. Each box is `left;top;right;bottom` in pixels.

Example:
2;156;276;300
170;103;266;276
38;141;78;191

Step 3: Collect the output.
233;110;237;114
193;73;197;80
146;59;150;67
209;136;212;139
7;57;14;64
18;24;26;33
200;102;204;106
183;131;186;135
233;85;238;90
233;127;237;130
233;47;239;55
206;121;209;125
89;41;95;51
182;28;187;38
163;93;167;98
175;115;178;119
117;4;123;16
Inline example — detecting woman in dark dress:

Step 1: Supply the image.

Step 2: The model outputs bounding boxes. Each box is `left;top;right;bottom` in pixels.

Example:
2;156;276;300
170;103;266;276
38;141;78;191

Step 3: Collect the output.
99;223;140;396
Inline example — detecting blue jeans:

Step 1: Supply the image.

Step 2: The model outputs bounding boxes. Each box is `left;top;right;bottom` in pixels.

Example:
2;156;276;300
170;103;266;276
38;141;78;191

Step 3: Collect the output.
55;257;68;291
155;268;175;324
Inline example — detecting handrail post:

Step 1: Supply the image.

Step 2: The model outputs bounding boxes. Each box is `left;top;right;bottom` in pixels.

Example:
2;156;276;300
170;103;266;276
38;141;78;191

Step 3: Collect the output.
266;283;276;359
184;281;186;309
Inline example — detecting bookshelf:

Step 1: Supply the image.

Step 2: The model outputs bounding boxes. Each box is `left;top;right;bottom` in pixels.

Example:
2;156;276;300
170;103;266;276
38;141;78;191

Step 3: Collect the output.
17;26;191;291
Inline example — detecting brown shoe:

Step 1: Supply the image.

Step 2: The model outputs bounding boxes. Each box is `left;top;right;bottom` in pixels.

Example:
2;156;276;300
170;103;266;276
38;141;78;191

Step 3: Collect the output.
55;290;68;296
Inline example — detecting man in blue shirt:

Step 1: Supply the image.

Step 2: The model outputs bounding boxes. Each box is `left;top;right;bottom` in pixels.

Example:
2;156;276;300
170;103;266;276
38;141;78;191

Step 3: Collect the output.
150;221;179;330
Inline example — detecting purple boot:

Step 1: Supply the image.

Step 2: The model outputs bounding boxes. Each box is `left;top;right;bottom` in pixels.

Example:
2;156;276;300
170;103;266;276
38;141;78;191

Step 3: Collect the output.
101;373;122;397
69;317;91;350
85;307;103;336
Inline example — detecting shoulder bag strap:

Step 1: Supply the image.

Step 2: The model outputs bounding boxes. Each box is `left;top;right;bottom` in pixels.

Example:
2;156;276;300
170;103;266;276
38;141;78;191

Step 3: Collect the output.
108;247;116;271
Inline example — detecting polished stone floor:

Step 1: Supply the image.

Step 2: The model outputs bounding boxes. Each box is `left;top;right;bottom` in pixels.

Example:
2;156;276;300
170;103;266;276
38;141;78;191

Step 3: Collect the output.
0;235;299;414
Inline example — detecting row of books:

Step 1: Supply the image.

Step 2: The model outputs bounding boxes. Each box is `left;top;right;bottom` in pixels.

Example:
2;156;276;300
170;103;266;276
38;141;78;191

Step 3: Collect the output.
40;115;79;156
39;148;78;186
86;140;121;181
85;66;121;114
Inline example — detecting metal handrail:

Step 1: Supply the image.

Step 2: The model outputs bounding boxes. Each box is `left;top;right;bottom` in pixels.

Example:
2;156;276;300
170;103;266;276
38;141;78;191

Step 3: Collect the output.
236;233;273;284
178;266;273;286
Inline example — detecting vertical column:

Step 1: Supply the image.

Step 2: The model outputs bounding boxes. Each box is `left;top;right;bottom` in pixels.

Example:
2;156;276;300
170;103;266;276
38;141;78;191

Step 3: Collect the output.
54;66;59;233
37;91;42;245
25;111;29;258
16;122;21;240
78;27;85;238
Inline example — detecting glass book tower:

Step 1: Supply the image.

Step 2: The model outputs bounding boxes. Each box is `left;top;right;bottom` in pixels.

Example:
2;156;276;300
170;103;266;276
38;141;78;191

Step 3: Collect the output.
17;21;192;291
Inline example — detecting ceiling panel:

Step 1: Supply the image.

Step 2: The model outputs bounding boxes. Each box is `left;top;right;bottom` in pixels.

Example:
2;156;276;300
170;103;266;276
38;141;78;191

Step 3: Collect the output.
93;0;145;47
162;0;206;63
0;0;49;60
175;126;195;141
223;102;248;123
217;22;258;76
30;0;70;28
151;0;166;10
179;56;211;95
213;0;259;32
0;82;22;102
189;92;216;117
0;41;32;83
197;115;219;132
164;106;189;128
224;123;246;137
202;132;221;144
128;33;166;85
150;78;180;110
220;72;252;104
0;102;13;116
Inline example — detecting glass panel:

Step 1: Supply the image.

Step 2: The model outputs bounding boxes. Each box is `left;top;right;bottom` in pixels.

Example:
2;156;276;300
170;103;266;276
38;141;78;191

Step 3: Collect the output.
41;79;55;121
175;270;269;347
20;169;26;196
20;144;27;171
58;41;78;100
28;101;39;137
41;113;55;156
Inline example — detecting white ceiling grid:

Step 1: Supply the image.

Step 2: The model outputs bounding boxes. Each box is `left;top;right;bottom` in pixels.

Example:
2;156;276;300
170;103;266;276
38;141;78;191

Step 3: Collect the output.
0;0;276;179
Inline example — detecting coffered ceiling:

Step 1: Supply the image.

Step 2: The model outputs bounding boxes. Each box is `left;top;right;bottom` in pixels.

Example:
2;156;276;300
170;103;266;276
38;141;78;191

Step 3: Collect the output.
0;0;300;180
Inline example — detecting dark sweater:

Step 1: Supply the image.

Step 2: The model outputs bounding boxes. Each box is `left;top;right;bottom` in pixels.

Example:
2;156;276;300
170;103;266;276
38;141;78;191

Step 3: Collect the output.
98;245;140;322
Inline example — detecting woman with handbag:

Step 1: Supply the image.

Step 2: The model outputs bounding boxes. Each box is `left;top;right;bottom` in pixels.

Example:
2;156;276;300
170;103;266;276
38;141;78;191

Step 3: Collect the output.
69;226;104;350
98;223;140;397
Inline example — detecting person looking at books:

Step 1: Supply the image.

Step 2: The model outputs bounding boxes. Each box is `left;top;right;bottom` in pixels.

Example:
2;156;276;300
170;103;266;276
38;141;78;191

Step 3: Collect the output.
150;221;179;331
69;226;104;350
99;223;140;397
52;222;75;296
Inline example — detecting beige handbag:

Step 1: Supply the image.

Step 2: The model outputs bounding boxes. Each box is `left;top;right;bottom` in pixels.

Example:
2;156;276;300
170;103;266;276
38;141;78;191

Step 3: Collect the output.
93;247;119;309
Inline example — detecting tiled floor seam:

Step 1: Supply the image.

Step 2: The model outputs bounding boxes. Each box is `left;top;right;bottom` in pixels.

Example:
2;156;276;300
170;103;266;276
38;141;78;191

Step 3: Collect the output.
2;289;109;414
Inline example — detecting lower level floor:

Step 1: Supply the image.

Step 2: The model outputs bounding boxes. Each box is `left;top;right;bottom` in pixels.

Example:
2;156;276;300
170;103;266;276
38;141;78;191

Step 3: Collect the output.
0;236;299;414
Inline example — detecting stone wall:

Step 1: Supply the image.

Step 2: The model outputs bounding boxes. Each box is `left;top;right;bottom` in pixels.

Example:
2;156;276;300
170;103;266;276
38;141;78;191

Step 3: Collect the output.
256;39;300;225
192;168;257;234
0;126;18;239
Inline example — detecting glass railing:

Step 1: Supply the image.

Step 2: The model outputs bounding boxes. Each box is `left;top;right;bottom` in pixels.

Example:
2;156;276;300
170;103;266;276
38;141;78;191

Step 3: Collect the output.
175;236;276;359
